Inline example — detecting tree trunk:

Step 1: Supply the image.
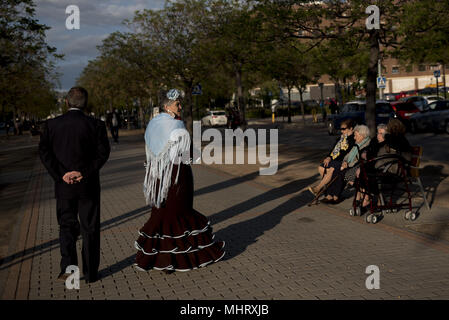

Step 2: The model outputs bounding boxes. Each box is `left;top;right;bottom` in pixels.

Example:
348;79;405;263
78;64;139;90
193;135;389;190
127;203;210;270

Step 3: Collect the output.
13;106;19;135
183;85;194;138
334;81;343;106
235;68;246;127
297;86;306;125
287;86;292;123
138;98;144;129
366;30;379;138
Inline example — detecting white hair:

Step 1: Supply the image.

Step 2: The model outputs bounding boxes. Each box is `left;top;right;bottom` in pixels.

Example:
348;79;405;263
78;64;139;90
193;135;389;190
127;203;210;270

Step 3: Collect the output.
354;124;370;138
377;123;388;132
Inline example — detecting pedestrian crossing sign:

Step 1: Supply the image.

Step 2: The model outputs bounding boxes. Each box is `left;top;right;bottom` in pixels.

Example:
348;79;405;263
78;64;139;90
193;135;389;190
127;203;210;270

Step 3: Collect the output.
377;77;386;88
192;84;202;95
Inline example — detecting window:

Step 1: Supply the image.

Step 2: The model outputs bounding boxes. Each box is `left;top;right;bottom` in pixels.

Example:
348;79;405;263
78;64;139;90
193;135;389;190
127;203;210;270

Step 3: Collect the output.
392;66;400;74
341;103;363;113
418;65;426;72
376;103;392;114
428;102;437;111
430;65;439;71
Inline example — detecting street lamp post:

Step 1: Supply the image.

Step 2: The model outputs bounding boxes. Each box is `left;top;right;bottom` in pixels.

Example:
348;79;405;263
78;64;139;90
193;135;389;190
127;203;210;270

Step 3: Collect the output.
378;59;384;100
443;64;448;100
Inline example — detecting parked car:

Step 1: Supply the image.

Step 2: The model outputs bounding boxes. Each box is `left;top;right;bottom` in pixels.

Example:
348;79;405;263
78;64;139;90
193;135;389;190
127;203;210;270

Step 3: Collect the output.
410;100;449;134
418;87;438;95
392;95;429;111
201;110;228;127
383;93;397;101
326;100;394;135
395;89;418;101
390;101;421;128
423;95;445;104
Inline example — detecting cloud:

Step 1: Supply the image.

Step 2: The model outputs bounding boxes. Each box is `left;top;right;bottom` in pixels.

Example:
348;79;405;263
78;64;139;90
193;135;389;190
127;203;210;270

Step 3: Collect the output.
34;0;166;90
35;0;165;28
61;34;109;58
55;61;89;89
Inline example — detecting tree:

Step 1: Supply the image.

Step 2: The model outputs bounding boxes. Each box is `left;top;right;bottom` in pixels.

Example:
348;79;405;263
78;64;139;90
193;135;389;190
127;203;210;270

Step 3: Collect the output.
255;0;441;136
122;0;214;135
0;0;61;131
262;40;320;123
201;0;268;126
393;0;449;98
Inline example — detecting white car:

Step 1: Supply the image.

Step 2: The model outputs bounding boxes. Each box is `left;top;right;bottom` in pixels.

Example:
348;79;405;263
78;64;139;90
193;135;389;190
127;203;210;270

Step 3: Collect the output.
423;95;444;104
201;110;228;126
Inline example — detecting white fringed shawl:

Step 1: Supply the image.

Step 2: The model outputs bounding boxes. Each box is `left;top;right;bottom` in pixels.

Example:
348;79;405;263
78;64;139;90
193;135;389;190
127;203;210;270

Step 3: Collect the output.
143;113;191;208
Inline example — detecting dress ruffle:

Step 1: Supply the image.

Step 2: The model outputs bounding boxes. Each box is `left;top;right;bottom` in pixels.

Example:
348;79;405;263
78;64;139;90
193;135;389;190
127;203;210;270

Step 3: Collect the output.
134;163;225;272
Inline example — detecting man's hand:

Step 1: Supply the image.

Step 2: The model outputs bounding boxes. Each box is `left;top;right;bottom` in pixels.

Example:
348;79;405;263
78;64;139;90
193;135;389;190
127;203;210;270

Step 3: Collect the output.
323;157;331;167
63;171;83;184
340;161;348;171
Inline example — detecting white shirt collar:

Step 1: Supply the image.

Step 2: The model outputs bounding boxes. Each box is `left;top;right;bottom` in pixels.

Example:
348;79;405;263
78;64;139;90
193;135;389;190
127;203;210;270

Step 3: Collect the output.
69;108;81;111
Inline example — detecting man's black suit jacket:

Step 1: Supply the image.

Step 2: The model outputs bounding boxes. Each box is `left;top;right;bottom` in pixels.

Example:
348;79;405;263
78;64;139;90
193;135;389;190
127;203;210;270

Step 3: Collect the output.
39;110;111;199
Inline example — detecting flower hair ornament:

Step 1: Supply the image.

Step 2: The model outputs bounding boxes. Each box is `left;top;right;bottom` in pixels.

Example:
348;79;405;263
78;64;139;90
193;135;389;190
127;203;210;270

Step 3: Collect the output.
166;88;183;101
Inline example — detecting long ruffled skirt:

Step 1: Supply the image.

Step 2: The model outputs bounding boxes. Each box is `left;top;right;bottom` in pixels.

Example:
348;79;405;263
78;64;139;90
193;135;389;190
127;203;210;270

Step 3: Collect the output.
134;163;225;271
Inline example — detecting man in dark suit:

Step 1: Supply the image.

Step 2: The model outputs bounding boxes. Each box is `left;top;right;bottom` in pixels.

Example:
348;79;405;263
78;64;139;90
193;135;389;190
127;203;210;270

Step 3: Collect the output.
39;87;110;284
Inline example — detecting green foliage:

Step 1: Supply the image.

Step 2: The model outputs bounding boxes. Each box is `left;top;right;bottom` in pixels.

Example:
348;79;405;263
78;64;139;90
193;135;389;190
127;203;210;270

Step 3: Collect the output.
0;0;61;122
76;0;448;134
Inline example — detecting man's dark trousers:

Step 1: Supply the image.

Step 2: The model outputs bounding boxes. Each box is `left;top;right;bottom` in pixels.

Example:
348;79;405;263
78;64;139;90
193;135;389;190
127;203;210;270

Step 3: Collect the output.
57;195;100;279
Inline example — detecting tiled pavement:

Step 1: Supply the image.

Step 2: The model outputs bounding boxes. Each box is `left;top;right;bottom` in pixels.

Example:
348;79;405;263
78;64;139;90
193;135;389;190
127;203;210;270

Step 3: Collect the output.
2;134;449;300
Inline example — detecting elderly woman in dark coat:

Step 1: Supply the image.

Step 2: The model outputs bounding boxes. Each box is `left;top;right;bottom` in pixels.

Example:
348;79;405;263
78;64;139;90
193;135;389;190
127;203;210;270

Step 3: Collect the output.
355;119;412;211
322;125;371;204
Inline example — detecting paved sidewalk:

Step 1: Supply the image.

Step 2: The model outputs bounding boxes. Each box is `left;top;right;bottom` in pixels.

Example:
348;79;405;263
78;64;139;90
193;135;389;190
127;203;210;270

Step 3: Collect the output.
2;133;449;300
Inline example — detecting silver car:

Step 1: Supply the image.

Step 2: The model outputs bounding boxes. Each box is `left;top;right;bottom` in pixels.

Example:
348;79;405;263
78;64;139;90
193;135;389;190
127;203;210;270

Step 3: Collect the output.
410;100;449;134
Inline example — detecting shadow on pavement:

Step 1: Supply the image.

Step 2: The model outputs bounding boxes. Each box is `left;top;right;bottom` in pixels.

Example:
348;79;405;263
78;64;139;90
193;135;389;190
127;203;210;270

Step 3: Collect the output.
98;254;136;280
195;155;320;198
217;189;314;262
0;205;150;271
208;174;318;225
215;175;316;261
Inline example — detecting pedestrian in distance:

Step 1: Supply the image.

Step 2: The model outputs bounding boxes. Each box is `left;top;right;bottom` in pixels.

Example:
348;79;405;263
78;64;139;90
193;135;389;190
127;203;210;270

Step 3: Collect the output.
38;87;110;284
107;109;120;143
330;98;338;115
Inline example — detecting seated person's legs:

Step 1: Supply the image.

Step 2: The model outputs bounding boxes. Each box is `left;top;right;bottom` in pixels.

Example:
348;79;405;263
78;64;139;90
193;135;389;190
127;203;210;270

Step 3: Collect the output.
323;169;346;203
318;165;325;178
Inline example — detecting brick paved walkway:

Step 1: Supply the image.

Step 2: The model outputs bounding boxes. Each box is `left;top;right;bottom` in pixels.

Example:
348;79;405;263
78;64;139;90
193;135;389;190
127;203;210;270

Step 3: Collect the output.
2;134;449;300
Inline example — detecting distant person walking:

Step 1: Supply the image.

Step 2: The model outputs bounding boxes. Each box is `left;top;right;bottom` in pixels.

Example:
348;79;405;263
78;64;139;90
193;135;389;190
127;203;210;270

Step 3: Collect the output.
107;109;120;143
39;87;110;284
330;98;338;115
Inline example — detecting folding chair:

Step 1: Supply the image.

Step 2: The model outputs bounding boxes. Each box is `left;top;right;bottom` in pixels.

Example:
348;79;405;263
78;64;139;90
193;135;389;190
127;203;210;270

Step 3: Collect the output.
409;146;431;211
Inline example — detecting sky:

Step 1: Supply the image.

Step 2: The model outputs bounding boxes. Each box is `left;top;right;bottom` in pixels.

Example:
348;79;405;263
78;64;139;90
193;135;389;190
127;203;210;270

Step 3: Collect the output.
34;0;166;91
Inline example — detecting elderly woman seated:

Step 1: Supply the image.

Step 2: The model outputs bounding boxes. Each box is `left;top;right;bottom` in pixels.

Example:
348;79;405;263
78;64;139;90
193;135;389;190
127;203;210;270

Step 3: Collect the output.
355;119;412;211
321;124;371;204
308;118;356;196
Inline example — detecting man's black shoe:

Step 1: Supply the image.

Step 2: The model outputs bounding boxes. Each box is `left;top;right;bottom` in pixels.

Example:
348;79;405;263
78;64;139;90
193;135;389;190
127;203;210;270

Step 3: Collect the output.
57;272;71;282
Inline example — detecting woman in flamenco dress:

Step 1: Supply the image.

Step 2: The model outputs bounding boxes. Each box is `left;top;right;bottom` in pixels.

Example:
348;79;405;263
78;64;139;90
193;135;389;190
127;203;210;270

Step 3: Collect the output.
134;89;225;273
